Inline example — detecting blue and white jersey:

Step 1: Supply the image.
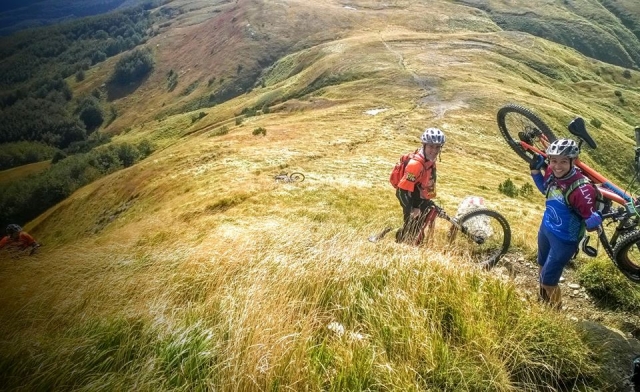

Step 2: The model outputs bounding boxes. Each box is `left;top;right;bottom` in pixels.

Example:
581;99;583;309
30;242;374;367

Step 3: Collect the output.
532;168;586;243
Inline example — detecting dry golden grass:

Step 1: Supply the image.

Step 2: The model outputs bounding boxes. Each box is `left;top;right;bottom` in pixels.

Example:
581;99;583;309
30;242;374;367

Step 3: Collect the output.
2;0;640;390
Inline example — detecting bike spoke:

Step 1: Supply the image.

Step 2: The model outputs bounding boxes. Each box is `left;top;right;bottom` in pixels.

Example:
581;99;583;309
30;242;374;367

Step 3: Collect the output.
497;104;557;164
449;209;511;268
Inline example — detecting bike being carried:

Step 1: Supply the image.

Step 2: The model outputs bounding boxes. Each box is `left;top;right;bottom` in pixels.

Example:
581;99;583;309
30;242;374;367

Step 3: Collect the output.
497;104;640;283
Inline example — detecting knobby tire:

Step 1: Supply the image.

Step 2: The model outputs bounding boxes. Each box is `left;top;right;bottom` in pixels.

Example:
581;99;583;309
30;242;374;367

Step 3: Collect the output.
289;172;305;182
497;104;557;164
455;208;511;269
611;230;640;283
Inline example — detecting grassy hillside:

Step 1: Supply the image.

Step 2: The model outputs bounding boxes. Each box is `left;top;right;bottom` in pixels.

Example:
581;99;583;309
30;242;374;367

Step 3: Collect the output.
0;160;50;186
1;0;640;390
455;0;640;68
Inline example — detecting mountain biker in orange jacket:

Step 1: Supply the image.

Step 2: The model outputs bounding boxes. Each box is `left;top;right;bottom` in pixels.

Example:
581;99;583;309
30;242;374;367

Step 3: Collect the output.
0;224;40;255
395;127;445;244
530;139;602;309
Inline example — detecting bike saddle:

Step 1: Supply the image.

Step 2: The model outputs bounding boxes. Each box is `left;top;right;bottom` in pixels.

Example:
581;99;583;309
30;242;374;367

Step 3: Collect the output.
568;117;597;149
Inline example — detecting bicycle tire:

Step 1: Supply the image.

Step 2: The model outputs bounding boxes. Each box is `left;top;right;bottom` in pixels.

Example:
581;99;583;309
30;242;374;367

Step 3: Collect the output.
497;104;558;164
289;172;305;182
611;230;640;283
453;208;511;269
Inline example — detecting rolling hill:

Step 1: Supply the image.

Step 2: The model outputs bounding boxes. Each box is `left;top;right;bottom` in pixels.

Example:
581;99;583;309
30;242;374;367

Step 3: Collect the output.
1;0;640;390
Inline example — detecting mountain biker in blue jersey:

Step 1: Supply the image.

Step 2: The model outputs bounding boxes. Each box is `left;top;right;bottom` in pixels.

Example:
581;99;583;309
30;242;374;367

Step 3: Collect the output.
530;138;602;309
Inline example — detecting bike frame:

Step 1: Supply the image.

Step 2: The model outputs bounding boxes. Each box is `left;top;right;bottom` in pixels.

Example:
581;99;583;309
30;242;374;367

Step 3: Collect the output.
416;204;486;246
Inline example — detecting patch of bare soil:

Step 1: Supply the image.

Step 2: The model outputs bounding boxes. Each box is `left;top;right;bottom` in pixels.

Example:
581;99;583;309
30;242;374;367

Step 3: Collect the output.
494;253;640;391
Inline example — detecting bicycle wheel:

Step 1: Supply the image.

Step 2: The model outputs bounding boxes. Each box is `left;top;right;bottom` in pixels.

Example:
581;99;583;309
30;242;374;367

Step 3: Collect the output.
611;230;640;283
497;104;558;164
289;172;305;182
449;208;511;269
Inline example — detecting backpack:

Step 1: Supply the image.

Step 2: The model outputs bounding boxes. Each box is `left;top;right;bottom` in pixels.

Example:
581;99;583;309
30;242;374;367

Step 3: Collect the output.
545;176;608;215
563;178;609;215
544;175;608;240
389;151;432;189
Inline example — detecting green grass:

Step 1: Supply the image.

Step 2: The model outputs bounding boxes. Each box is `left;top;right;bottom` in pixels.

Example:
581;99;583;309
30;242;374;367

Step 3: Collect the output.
577;258;640;312
0;160;51;185
0;248;611;391
3;0;640;390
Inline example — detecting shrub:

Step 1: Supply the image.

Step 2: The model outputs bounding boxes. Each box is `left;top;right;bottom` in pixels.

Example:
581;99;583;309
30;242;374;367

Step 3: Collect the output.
241;107;258;117
614;90;622;97
106;106;118;126
75;69;85;82
498;178;518;197
577;259;640;311
167;70;178;91
0;142;58;170
136;139;155;157
623;69;631;79
235;117;243;125
115;143;140;167
519;182;534;196
51;150;68;163
191;112;207;123
76;96;104;132
180;81;199;97
252;127;266;136
211;126;229;137
110;48;154;85
589;118;602;129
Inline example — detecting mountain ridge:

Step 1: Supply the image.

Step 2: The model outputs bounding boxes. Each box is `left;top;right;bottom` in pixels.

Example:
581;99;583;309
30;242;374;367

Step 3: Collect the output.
1;0;640;390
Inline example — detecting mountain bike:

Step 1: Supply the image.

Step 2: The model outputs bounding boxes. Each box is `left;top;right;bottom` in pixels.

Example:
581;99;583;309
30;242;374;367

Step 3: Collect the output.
274;172;305;183
369;203;511;269
497;103;640;283
2;243;41;259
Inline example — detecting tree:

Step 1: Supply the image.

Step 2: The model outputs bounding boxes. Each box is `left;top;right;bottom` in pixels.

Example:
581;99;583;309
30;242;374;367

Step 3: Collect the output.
77;96;104;132
110;48;154;85
75;69;85;82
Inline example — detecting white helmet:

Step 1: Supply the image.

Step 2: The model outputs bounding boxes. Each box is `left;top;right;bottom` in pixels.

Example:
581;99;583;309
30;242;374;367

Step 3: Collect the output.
421;127;446;145
546;138;579;158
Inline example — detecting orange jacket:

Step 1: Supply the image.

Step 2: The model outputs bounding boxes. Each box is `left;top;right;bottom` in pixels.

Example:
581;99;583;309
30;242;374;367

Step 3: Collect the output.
0;232;37;249
397;154;436;199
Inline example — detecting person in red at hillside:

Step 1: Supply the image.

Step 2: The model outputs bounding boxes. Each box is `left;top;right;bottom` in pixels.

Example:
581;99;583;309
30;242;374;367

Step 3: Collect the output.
0;224;40;256
395;127;445;245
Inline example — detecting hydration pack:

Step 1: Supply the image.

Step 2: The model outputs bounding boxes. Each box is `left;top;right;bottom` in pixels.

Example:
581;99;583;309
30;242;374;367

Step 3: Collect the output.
389;151;432;189
544;176;609;216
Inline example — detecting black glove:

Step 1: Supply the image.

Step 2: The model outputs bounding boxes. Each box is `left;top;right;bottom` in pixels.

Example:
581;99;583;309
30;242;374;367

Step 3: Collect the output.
529;154;547;171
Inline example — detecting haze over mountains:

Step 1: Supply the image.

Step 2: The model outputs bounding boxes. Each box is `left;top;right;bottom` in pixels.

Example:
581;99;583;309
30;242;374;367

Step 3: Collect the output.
0;0;147;35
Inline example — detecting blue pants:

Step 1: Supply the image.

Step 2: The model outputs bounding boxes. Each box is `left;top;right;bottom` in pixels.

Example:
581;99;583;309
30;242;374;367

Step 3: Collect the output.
537;225;578;286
